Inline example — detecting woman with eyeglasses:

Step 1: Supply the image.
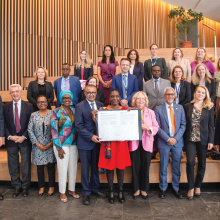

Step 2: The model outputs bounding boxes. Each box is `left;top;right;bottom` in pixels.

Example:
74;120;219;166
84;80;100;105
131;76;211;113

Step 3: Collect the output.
27;66;54;112
51;90;79;202
28;95;56;196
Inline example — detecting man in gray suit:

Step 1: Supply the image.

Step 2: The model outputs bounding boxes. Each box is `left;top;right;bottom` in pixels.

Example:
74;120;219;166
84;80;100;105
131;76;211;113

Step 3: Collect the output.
143;65;171;110
143;65;171;158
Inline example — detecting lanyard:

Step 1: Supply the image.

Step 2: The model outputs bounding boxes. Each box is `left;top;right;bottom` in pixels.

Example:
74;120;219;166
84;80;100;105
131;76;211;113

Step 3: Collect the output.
175;82;181;98
151;57;158;66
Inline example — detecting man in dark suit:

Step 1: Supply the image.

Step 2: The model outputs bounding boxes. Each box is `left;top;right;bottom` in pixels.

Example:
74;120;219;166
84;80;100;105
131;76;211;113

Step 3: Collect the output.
75;85;105;205
155;87;186;199
54;63;82;107
3;84;33;197
111;58;139;107
0;96;4;200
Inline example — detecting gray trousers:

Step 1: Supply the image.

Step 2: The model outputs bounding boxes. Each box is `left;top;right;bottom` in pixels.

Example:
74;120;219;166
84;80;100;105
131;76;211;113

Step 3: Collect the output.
7;143;32;190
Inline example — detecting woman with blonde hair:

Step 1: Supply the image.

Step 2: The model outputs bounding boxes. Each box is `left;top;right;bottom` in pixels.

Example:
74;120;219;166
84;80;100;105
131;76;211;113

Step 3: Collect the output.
168;47;191;82
190;48;216;76
129;91;159;199
191;63;216;102
74;50;93;80
27;66;54;112
184;85;214;200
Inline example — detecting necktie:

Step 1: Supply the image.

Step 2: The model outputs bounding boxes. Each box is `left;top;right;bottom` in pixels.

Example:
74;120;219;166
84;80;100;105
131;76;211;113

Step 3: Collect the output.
155;79;159;96
123;75;128;99
65;78;69;90
169;106;175;136
91;103;95;110
15;102;21;133
123;75;127;88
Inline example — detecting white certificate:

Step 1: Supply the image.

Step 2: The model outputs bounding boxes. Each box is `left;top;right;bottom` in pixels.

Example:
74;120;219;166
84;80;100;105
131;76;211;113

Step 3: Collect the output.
97;109;142;142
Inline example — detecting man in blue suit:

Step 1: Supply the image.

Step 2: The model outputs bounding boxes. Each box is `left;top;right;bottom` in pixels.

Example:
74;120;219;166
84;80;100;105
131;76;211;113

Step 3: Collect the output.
111;58;138;107
75;85;105;205
54;63;82;107
155;87;186;199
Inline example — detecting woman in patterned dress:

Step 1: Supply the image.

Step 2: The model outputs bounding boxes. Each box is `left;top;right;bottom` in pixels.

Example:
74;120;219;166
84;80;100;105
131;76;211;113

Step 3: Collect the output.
97;45;119;105
28;95;56;196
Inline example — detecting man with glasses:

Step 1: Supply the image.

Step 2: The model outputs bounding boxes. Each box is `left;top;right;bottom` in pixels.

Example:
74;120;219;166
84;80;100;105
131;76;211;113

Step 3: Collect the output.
155;87;186;199
54;63;82;107
75;85;105;205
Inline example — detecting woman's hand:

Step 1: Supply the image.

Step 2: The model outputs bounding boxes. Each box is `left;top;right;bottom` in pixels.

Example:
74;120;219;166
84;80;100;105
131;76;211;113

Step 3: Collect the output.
214;145;219;152
36;142;46;151
127;107;133;111
102;82;109;88
141;124;150;131
207;143;213;150
58;149;65;159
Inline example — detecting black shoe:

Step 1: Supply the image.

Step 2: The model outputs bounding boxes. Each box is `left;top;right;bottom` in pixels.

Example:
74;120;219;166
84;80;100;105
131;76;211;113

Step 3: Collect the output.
0;194;3;200
159;190;166;199
173;190;183;199
118;187;125;203
13;188;21;198
22;189;29;197
133;194;139;200
194;193;201;198
108;187;114;204
92;191;106;198
141;194;149;200
83;195;90;205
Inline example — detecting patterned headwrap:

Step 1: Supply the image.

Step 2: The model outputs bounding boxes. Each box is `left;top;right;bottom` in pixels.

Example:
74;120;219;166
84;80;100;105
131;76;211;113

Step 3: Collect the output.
59;90;74;104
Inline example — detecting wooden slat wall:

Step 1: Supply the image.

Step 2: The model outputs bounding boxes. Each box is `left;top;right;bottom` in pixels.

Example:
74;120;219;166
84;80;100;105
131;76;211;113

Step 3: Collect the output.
1;0;220;90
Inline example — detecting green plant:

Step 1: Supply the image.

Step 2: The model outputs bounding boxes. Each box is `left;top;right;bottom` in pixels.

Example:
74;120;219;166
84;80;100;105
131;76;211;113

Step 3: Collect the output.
168;6;203;42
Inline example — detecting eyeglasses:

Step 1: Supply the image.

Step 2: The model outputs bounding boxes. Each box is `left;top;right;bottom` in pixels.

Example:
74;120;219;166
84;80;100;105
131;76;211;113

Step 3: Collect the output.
62;97;71;100
37;101;48;104
62;68;69;71
165;93;175;96
85;92;97;95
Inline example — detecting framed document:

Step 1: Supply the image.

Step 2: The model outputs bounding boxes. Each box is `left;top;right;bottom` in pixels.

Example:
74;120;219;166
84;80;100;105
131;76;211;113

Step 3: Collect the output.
96;109;142;142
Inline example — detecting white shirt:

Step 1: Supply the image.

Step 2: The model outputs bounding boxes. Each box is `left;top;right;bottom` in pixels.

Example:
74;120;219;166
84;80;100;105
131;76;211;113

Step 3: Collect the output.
165;102;174;137
129;64;135;75
87;99;97;110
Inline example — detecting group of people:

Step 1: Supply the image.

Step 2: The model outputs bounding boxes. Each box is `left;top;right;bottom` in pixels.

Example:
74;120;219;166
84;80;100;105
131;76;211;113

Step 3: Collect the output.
0;44;219;206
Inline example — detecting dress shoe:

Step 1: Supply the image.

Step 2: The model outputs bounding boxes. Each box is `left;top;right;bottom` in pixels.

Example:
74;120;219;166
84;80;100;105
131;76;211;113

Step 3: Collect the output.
173;190;183;199
108;188;114;204
141;194;148;200
92;191;106;198
133;194;139;200
22;189;29;197
83;195;90;205
187;189;194;200
194;193;201;198
0;194;4;200
13;188;21;198
159;190;166;199
118;187;125;203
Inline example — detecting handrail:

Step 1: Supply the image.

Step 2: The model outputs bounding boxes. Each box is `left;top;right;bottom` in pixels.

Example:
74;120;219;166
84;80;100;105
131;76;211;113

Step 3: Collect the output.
203;23;217;61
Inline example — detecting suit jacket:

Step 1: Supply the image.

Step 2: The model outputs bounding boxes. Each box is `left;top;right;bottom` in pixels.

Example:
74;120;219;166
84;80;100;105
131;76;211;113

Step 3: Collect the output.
74;64;93;80
111;73;139;106
0;96;4;137
3;100;33;147
171;80;191;106
214;109;220;145
191;78;216;102
75;100;104;150
131;62;144;91
155;103;186;148
54;76;82;107
27;80;54;111
143;78;171;110
128;107;159;153
184;103;214;145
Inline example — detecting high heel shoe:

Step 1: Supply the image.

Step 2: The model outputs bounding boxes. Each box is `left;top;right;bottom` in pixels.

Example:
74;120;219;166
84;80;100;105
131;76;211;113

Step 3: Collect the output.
194;188;201;198
118;187;125;203
187;189;194;200
108;187;114;204
38;188;44;196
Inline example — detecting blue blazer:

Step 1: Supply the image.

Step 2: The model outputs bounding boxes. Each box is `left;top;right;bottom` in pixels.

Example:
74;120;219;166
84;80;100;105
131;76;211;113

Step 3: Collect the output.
54;76;82;107
131;62;144;91
155;103;186;148
75;100;104;150
111;73;139;106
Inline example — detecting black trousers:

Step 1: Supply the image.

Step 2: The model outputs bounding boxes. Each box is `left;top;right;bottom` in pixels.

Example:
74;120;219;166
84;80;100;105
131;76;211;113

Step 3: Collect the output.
7;144;31;190
186;141;207;190
130;141;152;193
37;163;56;188
106;169;124;188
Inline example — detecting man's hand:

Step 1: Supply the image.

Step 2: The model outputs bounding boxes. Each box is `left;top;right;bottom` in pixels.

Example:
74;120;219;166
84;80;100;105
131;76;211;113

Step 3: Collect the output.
15;136;26;144
167;138;177;146
120;99;128;107
0;137;3;147
9;136;20;142
91;135;101;143
207;143;213;150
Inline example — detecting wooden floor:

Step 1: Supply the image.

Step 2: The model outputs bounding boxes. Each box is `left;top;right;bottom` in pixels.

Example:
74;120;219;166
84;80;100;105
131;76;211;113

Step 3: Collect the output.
0;149;219;183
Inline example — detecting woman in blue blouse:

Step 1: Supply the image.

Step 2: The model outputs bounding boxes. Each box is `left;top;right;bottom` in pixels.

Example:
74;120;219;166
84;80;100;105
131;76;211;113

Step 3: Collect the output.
51;90;79;202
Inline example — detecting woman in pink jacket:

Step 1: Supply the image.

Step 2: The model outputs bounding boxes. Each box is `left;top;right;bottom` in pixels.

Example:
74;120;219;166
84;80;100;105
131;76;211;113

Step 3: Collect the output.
129;91;159;199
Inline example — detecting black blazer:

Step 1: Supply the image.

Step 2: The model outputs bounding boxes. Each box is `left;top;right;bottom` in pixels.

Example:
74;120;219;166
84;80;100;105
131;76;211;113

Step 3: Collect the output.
171;80;191;105
0;96;4;137
214;109;220;145
3;100;33;147
27;80;54;111
81;89;105;104
74;64;93;80
184;103;214;146
131;62;144;91
191;78;216;102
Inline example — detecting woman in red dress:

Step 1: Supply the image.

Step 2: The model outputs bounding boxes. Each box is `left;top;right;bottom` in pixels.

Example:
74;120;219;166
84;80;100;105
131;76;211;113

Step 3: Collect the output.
94;89;131;204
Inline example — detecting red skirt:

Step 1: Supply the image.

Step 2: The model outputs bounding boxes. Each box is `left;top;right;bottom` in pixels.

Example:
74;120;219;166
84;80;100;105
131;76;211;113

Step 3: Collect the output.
98;141;131;170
